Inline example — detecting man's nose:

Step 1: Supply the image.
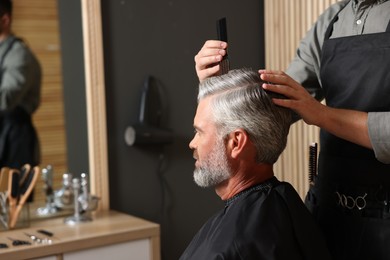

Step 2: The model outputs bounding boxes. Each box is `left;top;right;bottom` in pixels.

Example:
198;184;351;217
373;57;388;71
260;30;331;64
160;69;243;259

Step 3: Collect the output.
189;136;196;150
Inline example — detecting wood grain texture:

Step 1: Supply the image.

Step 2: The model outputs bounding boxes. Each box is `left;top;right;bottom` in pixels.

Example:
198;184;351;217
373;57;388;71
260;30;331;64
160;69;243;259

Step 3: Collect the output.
264;0;340;197
0;210;160;260
12;0;67;203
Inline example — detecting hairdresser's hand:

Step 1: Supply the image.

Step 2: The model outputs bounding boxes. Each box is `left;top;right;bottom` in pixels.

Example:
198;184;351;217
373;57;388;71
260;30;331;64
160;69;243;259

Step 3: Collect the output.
259;69;325;126
260;69;373;149
195;40;228;82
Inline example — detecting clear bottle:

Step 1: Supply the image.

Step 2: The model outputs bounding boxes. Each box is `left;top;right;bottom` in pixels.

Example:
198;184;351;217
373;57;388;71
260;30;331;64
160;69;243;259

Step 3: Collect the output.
36;165;58;216
54;173;74;210
78;173;89;212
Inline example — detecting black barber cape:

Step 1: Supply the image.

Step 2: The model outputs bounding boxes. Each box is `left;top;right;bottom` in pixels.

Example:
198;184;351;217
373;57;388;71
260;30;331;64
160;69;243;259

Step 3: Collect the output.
180;177;331;260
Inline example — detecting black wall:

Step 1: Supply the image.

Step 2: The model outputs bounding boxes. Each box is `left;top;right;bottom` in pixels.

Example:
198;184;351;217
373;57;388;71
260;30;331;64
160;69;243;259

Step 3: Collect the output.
59;0;264;259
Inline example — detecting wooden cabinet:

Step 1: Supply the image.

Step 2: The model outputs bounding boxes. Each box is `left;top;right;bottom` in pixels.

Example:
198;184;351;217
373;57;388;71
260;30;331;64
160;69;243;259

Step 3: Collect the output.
0;211;160;260
63;239;150;260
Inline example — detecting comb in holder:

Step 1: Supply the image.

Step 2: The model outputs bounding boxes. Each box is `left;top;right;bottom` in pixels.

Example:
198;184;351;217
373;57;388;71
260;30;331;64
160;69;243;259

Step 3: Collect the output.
309;142;318;187
9;166;39;229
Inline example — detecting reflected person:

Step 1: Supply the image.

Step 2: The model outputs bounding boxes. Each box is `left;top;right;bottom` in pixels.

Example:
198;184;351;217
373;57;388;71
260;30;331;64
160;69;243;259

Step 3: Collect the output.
180;68;331;259
0;0;42;168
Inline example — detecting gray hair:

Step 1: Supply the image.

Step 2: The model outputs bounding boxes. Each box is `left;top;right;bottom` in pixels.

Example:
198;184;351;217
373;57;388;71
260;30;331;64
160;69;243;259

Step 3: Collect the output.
198;68;292;164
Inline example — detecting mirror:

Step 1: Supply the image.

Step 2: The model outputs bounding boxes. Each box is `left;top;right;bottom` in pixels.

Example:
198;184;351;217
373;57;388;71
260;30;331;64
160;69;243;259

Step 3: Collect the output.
11;0;68;214
11;0;109;217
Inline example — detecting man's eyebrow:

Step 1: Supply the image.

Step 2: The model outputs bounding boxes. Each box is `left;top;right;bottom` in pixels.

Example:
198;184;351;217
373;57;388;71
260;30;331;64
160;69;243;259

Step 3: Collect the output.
193;125;202;133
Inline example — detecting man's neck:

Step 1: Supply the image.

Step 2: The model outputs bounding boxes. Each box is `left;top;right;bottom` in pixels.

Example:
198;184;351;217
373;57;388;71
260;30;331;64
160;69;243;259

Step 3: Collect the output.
0;32;10;42
215;163;274;200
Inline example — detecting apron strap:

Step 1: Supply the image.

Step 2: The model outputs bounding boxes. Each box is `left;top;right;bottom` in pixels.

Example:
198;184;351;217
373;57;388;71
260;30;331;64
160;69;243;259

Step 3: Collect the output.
324;1;351;40
386;17;390;32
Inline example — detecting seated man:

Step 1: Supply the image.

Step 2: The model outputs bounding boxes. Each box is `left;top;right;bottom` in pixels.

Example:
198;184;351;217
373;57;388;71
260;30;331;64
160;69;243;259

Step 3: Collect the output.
180;68;331;260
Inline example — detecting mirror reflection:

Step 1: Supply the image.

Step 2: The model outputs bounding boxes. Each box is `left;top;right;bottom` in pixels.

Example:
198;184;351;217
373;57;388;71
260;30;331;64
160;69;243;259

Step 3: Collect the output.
11;0;68;217
0;0;41;169
0;0;106;226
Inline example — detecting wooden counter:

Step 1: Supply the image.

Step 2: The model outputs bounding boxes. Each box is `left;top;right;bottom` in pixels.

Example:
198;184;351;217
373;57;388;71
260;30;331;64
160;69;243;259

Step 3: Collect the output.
0;210;160;260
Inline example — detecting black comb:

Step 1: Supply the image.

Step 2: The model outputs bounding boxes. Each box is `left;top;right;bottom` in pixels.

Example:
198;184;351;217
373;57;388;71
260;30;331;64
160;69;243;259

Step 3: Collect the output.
11;171;19;199
217;17;228;42
309;143;318;186
216;17;229;75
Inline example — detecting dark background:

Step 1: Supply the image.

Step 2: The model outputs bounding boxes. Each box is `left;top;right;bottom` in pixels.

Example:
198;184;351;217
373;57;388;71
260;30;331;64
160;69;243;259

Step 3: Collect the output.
59;0;264;259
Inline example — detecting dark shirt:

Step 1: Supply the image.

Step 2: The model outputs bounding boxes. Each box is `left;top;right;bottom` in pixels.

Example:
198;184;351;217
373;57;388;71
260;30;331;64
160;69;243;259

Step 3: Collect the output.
180;177;331;260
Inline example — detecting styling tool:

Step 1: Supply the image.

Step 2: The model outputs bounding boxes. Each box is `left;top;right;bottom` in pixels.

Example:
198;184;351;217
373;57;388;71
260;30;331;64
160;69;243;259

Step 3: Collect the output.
7;169;20;227
0;167;10;228
7;237;31;246
37;229;58;242
216;17;230;75
25;232;53;244
0;167;10;192
19;164;35;203
0;191;8;229
24;232;42;243
9;166;39;228
18;164;31;188
309;142;318;187
37;229;54;237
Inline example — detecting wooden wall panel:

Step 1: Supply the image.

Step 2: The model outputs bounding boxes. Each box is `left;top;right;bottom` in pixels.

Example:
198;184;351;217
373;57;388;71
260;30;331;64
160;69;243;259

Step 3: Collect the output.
264;0;340;197
12;0;67;203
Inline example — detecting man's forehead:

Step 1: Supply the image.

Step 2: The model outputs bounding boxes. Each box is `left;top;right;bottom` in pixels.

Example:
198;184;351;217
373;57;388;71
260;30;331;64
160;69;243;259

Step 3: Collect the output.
194;97;214;128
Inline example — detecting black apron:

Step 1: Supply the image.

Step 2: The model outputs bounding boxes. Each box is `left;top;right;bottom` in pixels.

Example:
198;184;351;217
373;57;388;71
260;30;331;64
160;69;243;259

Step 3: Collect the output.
0;38;40;169
0;107;40;168
306;3;390;260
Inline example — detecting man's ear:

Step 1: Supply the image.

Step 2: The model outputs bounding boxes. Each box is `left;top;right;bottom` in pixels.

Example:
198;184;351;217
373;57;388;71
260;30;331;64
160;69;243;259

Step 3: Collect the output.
227;129;249;159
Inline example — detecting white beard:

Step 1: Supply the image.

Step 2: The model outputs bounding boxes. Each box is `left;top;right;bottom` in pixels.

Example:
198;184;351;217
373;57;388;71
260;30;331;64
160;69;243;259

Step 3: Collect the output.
193;137;231;188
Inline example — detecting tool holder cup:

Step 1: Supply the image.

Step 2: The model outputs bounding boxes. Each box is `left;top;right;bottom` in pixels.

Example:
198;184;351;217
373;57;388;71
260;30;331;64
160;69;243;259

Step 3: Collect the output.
0;165;39;231
0;196;30;231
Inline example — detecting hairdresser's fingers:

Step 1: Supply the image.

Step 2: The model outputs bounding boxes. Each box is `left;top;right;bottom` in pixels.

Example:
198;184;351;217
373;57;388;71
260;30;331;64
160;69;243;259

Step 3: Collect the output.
195;41;227;60
194;50;223;70
262;82;302;101
258;69;284;75
259;70;299;89
196;64;221;82
258;69;287;81
263;80;323;124
195;40;227;64
194;51;221;81
270;97;297;109
195;41;228;81
272;95;326;127
203;40;227;49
